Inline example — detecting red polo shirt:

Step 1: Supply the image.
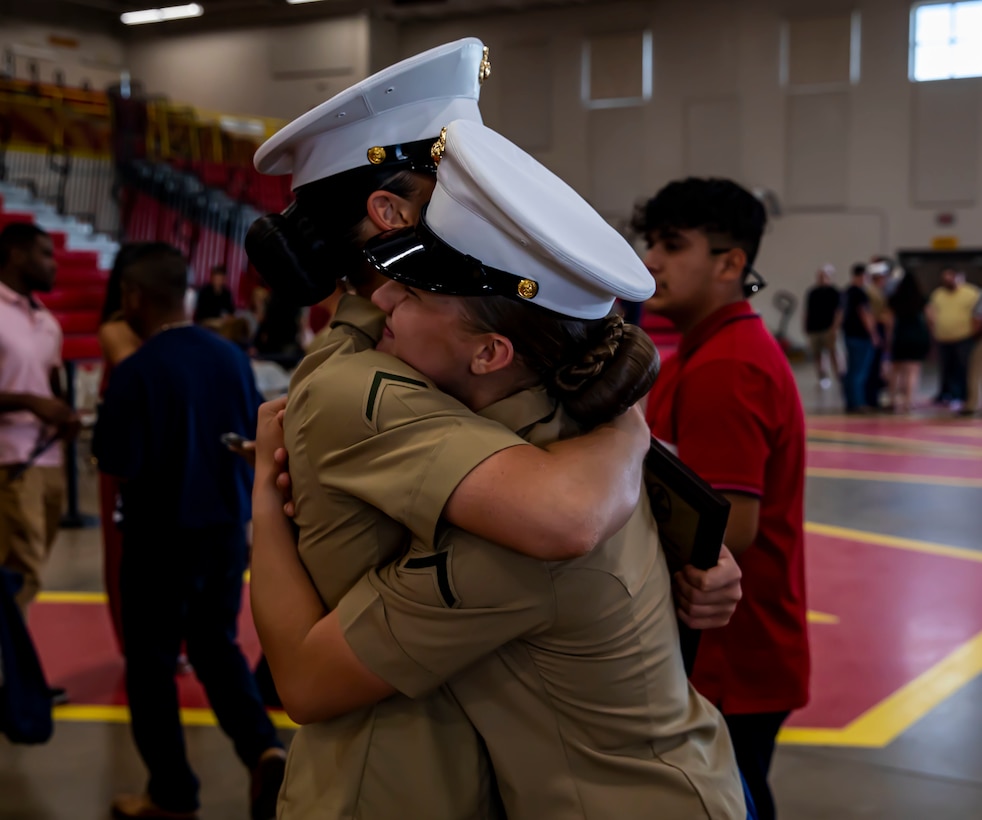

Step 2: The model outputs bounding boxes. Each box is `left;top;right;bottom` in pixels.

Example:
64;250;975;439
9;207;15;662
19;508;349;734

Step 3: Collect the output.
647;301;810;715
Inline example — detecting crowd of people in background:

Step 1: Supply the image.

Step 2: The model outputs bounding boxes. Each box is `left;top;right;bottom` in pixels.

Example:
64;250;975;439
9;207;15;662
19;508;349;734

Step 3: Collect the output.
803;259;982;415
2;34;980;820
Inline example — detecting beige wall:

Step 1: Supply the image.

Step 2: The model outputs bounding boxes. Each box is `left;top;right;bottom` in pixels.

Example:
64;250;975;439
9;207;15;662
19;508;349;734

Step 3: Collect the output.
0;21;124;90
392;0;982;343
6;3;980;344
123;14;371;121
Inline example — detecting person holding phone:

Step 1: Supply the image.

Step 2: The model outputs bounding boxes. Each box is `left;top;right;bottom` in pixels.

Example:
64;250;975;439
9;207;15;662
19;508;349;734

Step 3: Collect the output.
93;243;285;820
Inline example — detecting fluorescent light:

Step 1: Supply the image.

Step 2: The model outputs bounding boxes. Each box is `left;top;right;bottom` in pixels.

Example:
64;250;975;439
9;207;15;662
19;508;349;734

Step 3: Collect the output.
121;3;203;25
285;0;326;5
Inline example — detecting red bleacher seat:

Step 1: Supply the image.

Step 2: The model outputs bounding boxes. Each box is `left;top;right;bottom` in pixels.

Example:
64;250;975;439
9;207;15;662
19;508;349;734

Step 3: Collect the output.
0;212;35;228
200;161;229;188
50;310;102;335
37;286;107;312
55;267;109;287
51;231;68;250
62;336;103;361
55;249;101;269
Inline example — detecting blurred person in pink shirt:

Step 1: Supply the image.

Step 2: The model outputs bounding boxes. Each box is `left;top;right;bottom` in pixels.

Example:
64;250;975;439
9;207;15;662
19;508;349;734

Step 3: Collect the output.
0;223;78;612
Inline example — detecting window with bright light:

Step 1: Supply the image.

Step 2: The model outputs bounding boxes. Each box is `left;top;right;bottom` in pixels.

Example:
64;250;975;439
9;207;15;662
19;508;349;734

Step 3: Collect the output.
910;1;982;81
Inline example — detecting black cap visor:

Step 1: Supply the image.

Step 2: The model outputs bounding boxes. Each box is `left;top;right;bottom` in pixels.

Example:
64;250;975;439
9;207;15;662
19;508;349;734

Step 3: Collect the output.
363;216;535;300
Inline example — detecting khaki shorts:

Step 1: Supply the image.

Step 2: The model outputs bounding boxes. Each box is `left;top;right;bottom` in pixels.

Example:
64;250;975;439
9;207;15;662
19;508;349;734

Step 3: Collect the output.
0;464;65;611
809;328;838;356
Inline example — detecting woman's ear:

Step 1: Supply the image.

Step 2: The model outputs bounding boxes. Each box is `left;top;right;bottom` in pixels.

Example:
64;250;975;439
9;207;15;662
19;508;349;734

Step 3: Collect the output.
470;333;515;376
365;190;417;232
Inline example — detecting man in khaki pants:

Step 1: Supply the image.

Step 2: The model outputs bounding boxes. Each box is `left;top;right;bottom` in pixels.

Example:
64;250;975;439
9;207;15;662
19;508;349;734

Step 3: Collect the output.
0;223;77;613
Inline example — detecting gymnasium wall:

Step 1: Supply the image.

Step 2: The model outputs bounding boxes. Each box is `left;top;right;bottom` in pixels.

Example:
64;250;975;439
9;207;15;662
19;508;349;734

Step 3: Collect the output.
3;0;980;344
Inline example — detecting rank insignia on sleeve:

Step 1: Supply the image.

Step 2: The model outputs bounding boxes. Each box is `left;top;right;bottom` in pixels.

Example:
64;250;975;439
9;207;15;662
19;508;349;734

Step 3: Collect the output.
364;370;428;430
403;551;458;608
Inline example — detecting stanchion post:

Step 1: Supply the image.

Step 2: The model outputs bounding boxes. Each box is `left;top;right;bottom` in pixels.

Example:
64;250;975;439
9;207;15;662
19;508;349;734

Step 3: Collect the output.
60;359;97;529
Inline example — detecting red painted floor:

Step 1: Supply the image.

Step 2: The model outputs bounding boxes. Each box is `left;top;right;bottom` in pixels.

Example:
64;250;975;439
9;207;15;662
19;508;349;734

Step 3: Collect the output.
27;414;982;735
808;417;982;448
31;600;263;711
31;523;982;732
806;448;982;479
787;532;982;728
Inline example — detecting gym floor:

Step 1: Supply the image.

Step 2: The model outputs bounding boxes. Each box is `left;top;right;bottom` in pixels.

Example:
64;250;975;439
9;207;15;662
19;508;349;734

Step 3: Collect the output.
3;365;981;820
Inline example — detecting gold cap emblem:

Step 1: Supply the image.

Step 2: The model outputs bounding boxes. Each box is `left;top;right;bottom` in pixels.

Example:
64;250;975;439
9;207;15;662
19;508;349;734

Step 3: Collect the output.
367;146;387;165
517;279;538;300
431;126;448;166
479;46;492;85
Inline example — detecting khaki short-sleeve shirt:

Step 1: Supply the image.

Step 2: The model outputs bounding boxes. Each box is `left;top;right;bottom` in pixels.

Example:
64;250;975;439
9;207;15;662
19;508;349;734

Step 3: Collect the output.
278;294;521;820
337;386;746;820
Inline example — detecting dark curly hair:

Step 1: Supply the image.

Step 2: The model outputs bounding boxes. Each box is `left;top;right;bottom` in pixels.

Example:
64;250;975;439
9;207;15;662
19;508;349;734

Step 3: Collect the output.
631;177;767;267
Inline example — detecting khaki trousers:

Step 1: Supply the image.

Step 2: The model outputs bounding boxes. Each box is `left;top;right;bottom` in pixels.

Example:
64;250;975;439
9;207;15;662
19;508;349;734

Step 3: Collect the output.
0;464;65;612
967;338;982;413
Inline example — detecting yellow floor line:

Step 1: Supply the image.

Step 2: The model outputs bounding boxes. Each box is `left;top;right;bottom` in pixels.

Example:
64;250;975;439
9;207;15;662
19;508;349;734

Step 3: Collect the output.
807;428;982;456
807;467;982;488
37;590;108;604
805;521;982;563
44;525;982;749
40;528;981;604
780;629;982;747
54;703;297;730
807;441;982;460
807;414;982;435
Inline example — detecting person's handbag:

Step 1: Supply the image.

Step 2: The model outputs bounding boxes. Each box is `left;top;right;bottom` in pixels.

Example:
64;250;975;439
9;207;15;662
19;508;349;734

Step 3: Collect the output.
0;568;54;744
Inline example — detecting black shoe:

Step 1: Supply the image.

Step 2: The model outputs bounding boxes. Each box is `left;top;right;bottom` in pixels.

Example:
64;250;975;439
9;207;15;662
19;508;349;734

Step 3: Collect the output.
250;748;287;820
50;686;69;706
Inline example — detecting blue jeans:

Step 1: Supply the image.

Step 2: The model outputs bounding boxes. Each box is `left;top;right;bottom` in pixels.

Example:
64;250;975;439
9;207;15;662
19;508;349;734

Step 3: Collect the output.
843;337;874;411
120;524;282;812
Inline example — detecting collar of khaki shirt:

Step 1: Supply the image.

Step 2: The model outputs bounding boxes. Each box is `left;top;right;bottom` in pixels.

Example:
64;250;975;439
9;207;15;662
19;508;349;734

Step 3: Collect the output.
479;384;557;434
331;292;387;345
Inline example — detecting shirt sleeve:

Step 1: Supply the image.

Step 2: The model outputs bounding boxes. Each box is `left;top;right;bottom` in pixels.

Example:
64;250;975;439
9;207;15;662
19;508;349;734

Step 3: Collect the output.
46;313;63;370
337;533;555;697
290;350;528;546
93;360;147;479
673;359;772;497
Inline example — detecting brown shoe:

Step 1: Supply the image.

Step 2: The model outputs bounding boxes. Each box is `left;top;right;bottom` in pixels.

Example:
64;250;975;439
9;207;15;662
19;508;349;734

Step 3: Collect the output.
110;793;198;819
250;747;287;820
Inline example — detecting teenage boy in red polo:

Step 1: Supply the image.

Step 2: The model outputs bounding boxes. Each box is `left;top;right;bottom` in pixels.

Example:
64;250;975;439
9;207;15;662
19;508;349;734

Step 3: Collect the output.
636;178;809;820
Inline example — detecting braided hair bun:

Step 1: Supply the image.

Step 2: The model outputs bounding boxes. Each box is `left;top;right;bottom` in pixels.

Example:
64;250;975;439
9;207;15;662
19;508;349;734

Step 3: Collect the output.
550;315;660;428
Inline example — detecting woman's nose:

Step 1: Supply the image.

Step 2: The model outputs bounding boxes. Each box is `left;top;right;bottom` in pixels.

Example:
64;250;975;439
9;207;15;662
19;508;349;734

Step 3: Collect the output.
371;281;400;313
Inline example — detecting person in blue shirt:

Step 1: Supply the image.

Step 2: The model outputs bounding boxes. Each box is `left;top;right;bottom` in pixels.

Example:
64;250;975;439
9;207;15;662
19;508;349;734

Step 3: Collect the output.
93;242;284;820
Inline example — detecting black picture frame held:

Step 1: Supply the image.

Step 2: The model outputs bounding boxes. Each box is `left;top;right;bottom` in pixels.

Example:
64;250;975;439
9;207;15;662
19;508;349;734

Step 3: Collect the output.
643;437;732;676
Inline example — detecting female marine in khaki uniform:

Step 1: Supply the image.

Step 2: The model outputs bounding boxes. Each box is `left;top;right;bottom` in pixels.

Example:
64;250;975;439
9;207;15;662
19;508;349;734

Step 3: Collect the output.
252;120;748;819
245;40;664;820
